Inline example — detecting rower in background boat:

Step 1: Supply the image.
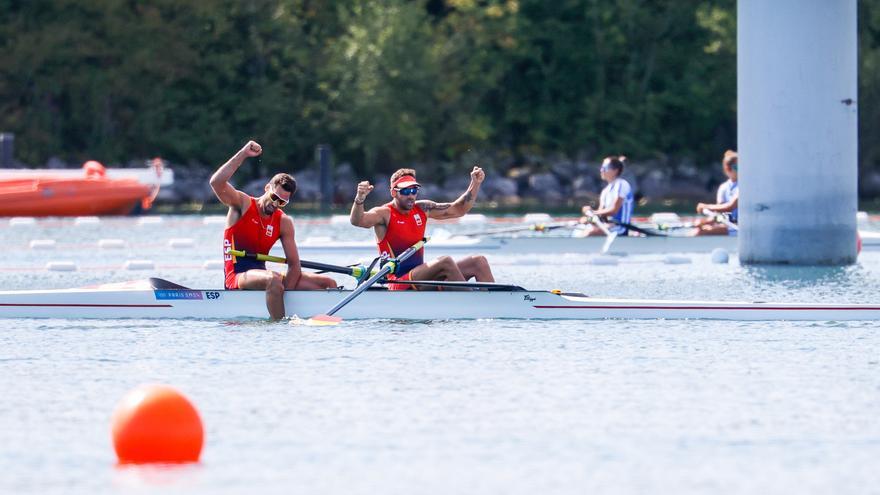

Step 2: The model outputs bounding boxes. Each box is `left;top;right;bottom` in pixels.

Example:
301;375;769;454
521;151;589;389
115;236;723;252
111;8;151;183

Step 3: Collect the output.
694;150;739;236
210;141;336;320
350;167;494;290
579;155;635;236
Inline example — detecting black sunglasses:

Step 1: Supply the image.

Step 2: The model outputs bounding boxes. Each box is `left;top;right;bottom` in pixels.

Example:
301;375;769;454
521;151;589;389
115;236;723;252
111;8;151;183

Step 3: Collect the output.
396;186;420;196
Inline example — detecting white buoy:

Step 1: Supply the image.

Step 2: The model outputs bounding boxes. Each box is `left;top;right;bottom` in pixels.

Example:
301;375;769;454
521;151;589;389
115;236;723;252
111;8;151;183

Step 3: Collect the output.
168;238;195;249
459;214;488;224
202;260;223;270
98;239;127;249
46;261;77;272
522;213;553;224
590;255;619;266
74;216;101;225
138;216;163;225
29;239;57;250
664;254;692;265
711;248;730;264
124;260;155;270
330;215;351;225
650;212;681;224
202;215;227;225
9;217;36;226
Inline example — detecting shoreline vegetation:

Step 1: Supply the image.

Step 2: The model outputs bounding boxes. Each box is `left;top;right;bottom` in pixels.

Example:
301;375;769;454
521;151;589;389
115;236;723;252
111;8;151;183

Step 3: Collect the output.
2;1;880;192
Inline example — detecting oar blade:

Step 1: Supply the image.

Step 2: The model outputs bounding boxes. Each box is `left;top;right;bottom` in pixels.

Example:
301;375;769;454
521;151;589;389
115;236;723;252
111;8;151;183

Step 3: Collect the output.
600;231;618;254
307;314;343;326
289;314;343;326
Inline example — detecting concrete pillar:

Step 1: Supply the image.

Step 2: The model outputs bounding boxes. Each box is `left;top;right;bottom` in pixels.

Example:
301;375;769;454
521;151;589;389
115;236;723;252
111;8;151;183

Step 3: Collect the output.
738;0;858;265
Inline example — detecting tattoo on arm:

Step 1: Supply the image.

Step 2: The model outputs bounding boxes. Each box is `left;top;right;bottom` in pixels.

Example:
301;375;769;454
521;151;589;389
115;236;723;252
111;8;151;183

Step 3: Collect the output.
463;192;473;203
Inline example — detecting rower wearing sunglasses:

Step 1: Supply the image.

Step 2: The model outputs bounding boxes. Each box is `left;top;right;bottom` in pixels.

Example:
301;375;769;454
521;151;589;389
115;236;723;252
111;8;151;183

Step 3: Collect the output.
211;140;336;320
579;155;635;236
694;150;739;236
350;167;494;290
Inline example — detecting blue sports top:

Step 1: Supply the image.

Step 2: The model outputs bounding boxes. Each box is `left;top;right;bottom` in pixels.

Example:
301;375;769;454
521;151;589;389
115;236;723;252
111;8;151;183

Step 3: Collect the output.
716;179;739;224
599;177;634;235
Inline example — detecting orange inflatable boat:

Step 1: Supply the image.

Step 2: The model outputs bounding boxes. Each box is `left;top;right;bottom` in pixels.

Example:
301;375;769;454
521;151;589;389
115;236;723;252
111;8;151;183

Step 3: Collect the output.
0;161;162;217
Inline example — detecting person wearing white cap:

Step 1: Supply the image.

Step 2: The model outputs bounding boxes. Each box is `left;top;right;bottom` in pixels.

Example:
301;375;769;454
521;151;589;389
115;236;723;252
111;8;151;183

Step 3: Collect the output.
350;167;494;290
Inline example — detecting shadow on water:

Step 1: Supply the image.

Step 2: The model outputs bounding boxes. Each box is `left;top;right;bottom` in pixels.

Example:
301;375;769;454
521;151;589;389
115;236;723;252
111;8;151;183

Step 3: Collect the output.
741;263;866;289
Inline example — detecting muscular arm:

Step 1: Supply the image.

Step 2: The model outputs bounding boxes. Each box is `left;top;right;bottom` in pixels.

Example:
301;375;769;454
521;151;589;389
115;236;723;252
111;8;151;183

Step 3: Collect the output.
350;204;388;229
210;142;259;210
423;166;484;220
278;215;303;290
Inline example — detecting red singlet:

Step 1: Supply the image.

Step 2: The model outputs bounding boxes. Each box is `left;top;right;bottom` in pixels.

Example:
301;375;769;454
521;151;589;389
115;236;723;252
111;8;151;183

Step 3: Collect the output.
377;202;426;291
223;197;283;289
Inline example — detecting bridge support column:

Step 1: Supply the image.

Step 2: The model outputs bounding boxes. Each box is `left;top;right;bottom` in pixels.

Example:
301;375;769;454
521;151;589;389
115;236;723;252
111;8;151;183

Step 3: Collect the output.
738;0;858;264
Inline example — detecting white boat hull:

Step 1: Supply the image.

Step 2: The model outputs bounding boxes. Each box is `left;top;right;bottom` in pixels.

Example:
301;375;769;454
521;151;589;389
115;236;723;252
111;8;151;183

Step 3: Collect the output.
293;231;880;256
1;282;878;321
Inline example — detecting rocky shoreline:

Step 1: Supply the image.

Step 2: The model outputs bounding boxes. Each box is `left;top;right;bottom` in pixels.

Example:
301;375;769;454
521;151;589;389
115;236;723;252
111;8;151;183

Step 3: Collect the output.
31;155;880;210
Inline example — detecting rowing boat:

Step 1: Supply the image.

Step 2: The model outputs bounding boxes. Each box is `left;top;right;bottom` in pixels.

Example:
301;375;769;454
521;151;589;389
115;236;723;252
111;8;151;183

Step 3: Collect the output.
1;278;877;321
292;231;880;256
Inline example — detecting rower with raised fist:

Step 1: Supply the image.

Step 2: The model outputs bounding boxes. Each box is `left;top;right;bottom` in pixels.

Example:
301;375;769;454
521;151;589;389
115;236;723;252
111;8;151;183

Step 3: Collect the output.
350;167;494;290
210;140;336;320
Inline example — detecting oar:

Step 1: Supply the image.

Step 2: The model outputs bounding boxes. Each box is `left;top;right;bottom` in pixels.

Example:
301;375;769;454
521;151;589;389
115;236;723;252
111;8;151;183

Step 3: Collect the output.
585;213;618;254
606;220;669;237
304;238;428;325
459;221;579;237
227;248;372;281
701;208;739;232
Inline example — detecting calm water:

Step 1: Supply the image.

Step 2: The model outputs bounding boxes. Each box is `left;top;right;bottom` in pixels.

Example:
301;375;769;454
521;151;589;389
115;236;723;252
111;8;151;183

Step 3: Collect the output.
1;215;879;494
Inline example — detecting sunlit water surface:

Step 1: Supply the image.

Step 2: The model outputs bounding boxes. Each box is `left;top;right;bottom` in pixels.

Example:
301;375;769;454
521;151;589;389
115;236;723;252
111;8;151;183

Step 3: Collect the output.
1;216;879;494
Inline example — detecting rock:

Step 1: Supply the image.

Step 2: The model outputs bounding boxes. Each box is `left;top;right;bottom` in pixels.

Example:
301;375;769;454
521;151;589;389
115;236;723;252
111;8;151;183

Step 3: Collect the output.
481;176;518;200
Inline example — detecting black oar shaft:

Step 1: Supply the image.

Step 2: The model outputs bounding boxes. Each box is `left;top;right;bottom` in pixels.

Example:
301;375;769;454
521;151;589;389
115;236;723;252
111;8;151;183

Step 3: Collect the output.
227;249;364;278
323;238;426;317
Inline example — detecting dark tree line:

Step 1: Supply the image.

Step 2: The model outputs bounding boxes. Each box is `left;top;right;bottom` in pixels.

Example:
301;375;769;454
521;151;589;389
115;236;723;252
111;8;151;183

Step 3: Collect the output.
1;0;878;182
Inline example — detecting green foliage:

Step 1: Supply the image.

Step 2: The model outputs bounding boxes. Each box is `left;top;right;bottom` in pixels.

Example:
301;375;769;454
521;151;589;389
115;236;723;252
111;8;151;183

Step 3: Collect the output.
0;0;878;176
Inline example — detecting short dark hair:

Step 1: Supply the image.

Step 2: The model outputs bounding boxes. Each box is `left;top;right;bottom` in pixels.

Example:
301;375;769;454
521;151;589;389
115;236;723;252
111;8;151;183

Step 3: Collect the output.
270;173;297;195
390;168;416;186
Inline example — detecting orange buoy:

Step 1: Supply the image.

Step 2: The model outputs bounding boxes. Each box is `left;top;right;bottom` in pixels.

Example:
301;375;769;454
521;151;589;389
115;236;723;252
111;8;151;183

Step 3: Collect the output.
111;384;204;464
857;231;863;255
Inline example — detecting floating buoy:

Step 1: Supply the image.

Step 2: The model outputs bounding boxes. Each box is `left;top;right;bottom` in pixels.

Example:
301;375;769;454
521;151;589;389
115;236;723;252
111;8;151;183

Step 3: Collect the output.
664;254;692;265
111;384;204;464
329;215;351;225
202;216;227;225
710;248;730;264
98;239;127;249
9;217;36;226
30;239;57;250
168;238;195;249
74;216;101;225
857;231;862;255
138;216;163;225
46;261;77;272
202;260;223;270
124;260;155;270
650;212;681;224
522;212;553;223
